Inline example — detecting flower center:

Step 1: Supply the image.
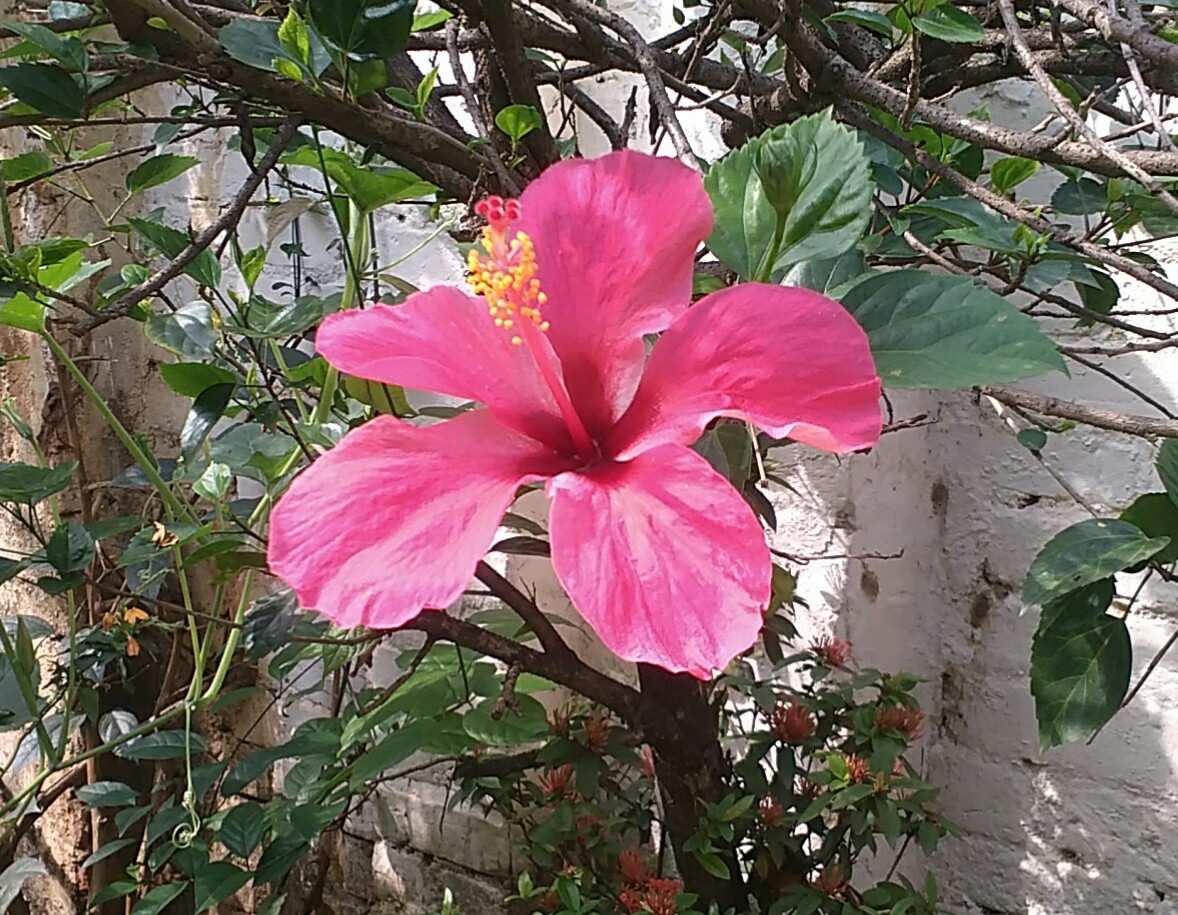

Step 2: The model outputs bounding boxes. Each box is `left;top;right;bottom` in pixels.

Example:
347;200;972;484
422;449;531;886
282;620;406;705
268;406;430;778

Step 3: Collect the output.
466;196;597;460
466;196;550;346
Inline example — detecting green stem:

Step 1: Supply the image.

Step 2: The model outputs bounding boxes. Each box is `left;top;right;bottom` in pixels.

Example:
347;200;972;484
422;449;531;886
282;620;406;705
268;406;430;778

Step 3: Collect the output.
43;334;194;523
197;570;254;708
754;213;787;285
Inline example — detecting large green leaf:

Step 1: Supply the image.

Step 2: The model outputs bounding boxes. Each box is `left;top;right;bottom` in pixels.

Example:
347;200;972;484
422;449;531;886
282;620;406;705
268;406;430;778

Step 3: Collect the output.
218;802;266;858
145;303;217;360
193;861;251;913
1023;518;1170;609
704;111;872;282
0;461;75;504
128;218;221;289
125;154;200;195
0;63;83;116
0;21;89;72
307;0;415;60
839;270;1066;388
1031;579;1129;747
218;18;331;75
0;859;47;915
130;882;188;915
1119;493;1178;563
1158;440;1178;508
283;147;433;213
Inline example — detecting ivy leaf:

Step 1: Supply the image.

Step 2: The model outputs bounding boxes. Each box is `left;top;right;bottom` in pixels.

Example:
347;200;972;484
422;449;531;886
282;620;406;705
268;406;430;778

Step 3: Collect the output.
705;110;872;282
0;63;84;117
145;303;216;360
76;780;140;807
1031;580;1129;747
118;730;209;761
839;270;1065;388
1023;518;1170;609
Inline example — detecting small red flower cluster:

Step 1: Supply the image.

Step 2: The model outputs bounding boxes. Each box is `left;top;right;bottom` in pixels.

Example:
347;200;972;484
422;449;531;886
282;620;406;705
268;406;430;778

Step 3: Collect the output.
538;764;580;802
811;634;852;668
547;703;573;738
620;878;683;915
618;849;681;915
844;754;872;784
814;863;849;898
770;699;816;743
875;704;925;739
759;795;784;827
585;711;611;751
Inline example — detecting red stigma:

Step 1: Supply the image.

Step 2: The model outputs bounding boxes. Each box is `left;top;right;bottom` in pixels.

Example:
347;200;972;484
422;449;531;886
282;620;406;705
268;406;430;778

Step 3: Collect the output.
475;195;521;232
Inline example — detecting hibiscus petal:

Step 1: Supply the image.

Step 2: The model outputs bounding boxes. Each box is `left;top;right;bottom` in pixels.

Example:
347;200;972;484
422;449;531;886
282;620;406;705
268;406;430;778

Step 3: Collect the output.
547;445;769;677
268;411;574;630
516;150;713;436
316;287;574;450
607;285;883;459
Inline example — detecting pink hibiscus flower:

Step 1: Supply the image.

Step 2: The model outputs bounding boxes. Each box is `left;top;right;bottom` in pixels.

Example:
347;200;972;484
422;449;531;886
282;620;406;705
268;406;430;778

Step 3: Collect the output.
267;150;882;677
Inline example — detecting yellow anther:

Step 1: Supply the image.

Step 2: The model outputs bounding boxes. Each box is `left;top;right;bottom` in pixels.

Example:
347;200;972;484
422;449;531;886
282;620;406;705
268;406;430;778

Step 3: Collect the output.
466;221;551;339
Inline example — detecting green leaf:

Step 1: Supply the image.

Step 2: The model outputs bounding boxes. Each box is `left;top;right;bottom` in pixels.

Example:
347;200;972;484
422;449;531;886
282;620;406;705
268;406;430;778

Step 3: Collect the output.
218;18;330;75
1052;178;1106;215
130;882;188;915
0;21;88;72
45;521;94;575
181;383;235;460
1023;518;1170;609
824;8;893;35
118;730;209;761
159;362;236;398
1017;428;1048;453
349;722;429;784
239;245;266;290
0;461;74;504
278;8;311;65
0;63;83;117
145;303;216;359
306;0;415;60
226;292;338;339
462;696;550;746
254;836;311;886
194;463;232;502
343;375;412;416
912;5;984;42
694;850;731;880
783;249;868;297
495;104;542;142
693;422;752;485
990;157;1040;193
839;270;1066;388
1158;440;1178;508
0;859;46;914
218;802;266;858
82;838;138;870
705;111;872;282
125;154;200;194
1031;581;1129;747
1119;493;1178;563
412;9;452;30
284;147;434;213
0;295;45;332
128;218;221;289
2;151;52;184
193;861;251;913
242;590;301;659
77;780;140;807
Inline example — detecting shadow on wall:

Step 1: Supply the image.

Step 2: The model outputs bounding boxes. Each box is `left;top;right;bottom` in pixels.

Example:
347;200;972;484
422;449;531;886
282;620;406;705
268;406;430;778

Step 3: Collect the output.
917;363;1178;915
